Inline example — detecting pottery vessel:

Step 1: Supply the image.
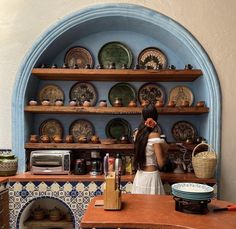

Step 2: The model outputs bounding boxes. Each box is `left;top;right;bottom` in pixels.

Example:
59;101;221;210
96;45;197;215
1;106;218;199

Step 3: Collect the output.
41;100;50;106
32;205;45;220
196;101;205;107
98;100;107;107
155;100;164;107
91;135;100;144
69;100;77;106
53;135;62;143
83;100;91;107
29;100;38;106
128;100;137;107
29;134;39;143
167;100;176;107
141;100;149;107
40;135;50;143
0;150;18;176
78;135;87;143
49;207;62;221
65;135;73;143
180;100;190;107
55;99;63;106
113;98;123;107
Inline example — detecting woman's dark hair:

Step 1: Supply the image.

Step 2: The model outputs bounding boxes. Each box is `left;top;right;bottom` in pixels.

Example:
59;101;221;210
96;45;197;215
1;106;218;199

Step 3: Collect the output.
133;103;159;170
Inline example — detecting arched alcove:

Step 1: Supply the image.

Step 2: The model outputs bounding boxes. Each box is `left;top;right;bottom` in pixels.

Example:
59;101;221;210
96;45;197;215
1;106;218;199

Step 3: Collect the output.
12;3;221;183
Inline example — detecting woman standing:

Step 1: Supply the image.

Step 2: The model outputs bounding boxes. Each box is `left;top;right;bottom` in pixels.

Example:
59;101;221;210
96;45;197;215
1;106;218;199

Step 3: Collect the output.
132;103;168;195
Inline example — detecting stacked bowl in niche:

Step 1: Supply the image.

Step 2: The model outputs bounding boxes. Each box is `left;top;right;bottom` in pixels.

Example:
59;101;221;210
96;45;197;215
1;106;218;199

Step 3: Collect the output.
171;182;214;201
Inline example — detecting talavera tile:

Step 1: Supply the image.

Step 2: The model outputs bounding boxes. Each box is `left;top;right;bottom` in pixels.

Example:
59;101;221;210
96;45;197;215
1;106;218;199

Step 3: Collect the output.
63;182;73;191
51;182;60;192
38;182;47;192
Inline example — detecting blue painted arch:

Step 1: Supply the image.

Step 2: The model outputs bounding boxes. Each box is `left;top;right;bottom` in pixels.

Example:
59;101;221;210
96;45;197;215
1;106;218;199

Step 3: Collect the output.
13;4;221;178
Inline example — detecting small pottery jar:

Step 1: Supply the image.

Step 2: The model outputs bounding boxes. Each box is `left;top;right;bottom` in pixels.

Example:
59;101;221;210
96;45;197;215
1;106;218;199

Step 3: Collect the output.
155;100;164;108
109;62;116;69
73;64;79;69
55;99;63;106
0;150;18;176
85;64;91;69
180;100;190;107
141;100;149;107
167;100;176;107
113;98;123;107
53;135;62;143
49;207;62;221
62;63;69;68
29;100;38;106
185;138;193;144
29;134;39;143
120;135;129;144
121;64;128;69
51;64;58;68
78;135;87;143
83;100;91;107
96;64;104;69
98;100;107;107
65;212;73;222
196;101;205;107
128;100;137;107
32;205;45;220
41;99;50;106
40;135;50;143
185;64;193;70
91;135;100;144
65;135;73;143
69;99;77;106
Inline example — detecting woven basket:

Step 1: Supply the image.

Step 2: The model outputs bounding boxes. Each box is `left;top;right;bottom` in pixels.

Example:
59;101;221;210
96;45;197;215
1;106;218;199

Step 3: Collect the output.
192;143;217;179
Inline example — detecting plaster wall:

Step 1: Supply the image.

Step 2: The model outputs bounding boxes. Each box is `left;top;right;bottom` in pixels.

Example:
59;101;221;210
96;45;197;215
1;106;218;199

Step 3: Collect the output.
0;0;236;201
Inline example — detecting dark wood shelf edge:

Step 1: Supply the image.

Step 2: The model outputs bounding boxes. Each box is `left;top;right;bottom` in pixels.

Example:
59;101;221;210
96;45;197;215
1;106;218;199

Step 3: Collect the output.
32;68;202;82
24;106;209;115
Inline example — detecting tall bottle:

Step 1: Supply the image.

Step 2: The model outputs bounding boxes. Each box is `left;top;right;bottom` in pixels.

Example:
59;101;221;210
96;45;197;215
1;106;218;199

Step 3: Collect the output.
103;153;109;177
115;153;122;190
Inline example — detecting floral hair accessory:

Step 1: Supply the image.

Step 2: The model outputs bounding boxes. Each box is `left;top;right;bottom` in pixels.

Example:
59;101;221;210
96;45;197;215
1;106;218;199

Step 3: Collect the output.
144;118;157;128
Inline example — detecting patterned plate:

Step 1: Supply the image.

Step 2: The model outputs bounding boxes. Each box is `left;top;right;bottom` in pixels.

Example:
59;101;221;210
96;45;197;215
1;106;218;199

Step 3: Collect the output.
69;119;95;142
105;118;132;141
64;46;94;68
138;47;168;69
169;86;194;106
69;82;98;106
172;121;197;142
38;84;64;104
98;41;133;69
108;83;137;107
39;119;63;141
138;83;166;105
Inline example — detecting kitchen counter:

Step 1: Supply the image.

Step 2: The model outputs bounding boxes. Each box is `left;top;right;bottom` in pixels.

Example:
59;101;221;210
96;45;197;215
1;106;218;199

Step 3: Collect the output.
81;194;236;229
2;172;216;185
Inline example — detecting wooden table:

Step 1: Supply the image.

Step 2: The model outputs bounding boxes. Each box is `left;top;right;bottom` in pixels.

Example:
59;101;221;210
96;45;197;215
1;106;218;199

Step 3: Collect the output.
81;194;236;229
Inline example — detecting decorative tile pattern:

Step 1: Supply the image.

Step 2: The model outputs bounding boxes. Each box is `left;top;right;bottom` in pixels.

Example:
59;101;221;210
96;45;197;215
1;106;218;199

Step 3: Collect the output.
8;181;132;229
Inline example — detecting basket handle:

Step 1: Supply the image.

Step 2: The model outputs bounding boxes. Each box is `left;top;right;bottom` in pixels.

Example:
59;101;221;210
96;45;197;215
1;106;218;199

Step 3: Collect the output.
192;142;217;158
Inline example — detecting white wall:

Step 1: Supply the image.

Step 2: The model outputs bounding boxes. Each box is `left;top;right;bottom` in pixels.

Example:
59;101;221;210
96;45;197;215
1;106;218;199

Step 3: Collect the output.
1;0;236;201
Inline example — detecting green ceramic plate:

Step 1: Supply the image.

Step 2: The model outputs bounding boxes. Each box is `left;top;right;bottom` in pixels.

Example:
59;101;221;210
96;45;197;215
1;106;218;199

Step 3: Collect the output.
105;118;132;141
98;41;133;69
108;82;137;107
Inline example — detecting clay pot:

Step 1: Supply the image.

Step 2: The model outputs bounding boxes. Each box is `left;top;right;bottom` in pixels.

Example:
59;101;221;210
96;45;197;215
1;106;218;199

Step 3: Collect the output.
167;100;176;107
83;100;91;107
141;100;149;107
91;135;100;144
65;135;73;143
120;135;129;144
113;98;123;107
155;100;164;108
196;101;205;107
69;100;77;106
78;135;87;143
53;135;62;143
55;99;63;106
180;100;190;107
41;100;50;106
29;134;39;143
98;100;107;107
40;135;50;143
29;100;38;106
49;207;62;221
32;205;45;220
128;100;137;107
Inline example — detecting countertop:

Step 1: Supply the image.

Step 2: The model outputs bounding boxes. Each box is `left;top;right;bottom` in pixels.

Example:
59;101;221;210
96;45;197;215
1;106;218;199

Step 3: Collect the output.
81;194;236;229
0;172;216;184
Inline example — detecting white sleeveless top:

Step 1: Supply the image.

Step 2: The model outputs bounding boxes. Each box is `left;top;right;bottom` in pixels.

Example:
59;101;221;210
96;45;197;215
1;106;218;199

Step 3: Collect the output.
144;137;165;166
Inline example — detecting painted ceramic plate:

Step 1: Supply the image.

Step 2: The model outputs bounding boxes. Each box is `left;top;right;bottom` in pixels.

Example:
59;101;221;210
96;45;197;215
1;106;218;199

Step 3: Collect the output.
69;119;95;142
138;83;166;105
105;118;132;141
172;182;214;194
64;46;94;68
138;47;168;69
98;41;133;69
39;119;63;141
108;83;137;107
169;86;194;106
38;84;64;104
69;82;98;106
172;121;197;142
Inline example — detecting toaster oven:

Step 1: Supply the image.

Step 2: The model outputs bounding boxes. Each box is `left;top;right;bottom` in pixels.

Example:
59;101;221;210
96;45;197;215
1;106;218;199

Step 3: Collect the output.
30;150;71;174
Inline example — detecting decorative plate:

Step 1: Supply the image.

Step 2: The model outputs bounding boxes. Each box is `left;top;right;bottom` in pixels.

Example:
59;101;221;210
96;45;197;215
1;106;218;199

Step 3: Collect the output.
38;84;64;104
108;83;137;107
138;47;168;69
105;118;132;141
39;119;63;141
69;82;98;106
138;83;166;105
169;86;194;106
98;41;133;69
69;119;95;142
64;46;94;68
172;121;197;142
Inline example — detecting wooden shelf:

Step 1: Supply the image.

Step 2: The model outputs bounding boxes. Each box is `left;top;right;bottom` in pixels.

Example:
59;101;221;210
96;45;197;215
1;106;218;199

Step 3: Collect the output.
24;106;209;115
24;217;73;229
25;142;199;151
32;68;202;82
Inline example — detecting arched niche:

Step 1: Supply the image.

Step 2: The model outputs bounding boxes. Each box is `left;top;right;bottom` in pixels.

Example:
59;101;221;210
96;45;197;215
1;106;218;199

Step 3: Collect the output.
13;4;221;180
